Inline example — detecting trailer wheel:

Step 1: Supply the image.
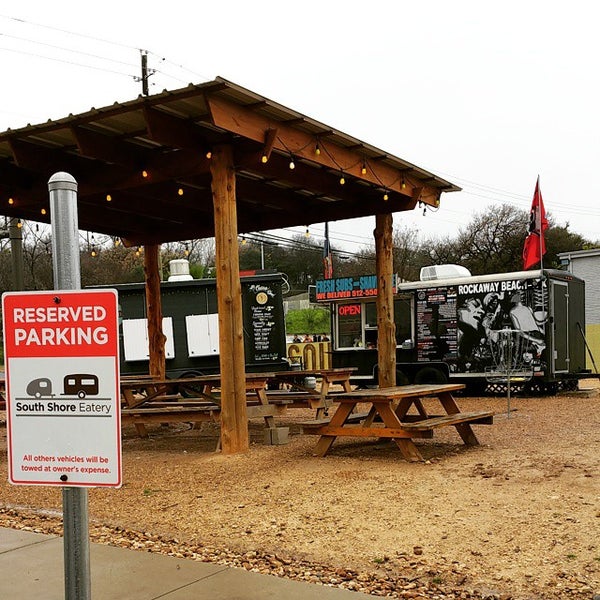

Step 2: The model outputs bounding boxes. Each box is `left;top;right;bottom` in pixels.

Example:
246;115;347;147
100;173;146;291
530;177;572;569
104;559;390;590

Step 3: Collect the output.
395;370;410;386
179;371;205;397
414;367;447;384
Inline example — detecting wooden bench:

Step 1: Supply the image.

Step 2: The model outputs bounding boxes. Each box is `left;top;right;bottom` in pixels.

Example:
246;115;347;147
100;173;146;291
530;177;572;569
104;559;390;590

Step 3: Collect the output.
400;411;494;430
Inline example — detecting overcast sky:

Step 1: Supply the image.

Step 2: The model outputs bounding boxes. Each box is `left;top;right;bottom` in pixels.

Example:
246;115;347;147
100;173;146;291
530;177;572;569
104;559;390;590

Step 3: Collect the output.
1;1;598;254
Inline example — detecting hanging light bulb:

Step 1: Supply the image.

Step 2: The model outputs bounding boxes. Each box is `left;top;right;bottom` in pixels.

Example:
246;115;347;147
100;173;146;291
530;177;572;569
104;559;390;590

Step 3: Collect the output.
177;187;184;196
91;247;97;257
106;194;112;202
305;227;310;238
289;156;296;170
205;150;212;159
401;175;406;190
142;169;148;179
17;219;22;229
40;208;46;215
261;154;268;164
361;161;367;175
315;142;321;156
8;197;14;205
383;192;389;201
339;173;345;185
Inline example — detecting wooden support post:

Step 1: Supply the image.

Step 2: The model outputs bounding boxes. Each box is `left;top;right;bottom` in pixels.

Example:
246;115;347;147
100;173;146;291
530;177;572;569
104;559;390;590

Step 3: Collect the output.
210;144;249;454
374;214;396;388
143;244;165;379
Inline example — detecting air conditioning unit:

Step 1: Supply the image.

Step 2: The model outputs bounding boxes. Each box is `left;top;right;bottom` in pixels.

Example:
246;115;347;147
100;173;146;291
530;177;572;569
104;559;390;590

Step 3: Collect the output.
419;264;471;281
168;259;194;281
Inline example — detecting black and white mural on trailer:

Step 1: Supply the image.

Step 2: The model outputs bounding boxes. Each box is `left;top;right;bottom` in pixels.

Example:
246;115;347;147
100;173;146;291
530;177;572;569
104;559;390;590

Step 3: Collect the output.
415;277;548;376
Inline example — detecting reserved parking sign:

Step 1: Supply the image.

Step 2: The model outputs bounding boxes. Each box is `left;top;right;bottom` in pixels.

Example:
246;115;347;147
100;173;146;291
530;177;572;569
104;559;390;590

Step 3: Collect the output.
2;289;121;487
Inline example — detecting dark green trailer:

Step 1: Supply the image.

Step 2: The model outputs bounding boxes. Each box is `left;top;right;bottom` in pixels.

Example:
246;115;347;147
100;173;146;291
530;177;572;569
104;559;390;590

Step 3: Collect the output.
318;269;589;394
107;272;289;378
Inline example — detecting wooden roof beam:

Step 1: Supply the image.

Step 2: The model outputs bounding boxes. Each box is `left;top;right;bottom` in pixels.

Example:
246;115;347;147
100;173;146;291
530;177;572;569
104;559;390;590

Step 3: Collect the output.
71;125;155;167
207;95;442;207
143;105;211;151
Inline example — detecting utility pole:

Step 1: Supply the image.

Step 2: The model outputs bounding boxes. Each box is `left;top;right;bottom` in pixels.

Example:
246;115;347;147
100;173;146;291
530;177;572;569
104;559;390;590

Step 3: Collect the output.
140;50;149;96
0;217;24;290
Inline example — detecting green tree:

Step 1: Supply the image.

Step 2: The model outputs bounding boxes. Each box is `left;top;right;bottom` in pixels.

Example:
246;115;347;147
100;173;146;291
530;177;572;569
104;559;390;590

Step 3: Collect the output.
286;307;330;335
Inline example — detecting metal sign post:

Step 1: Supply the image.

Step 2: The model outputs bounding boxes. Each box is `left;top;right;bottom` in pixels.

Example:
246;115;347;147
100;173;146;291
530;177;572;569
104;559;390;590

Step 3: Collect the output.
49;172;89;600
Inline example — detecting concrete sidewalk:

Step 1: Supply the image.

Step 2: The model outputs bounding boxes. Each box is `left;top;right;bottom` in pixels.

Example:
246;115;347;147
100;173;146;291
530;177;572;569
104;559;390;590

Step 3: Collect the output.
1;527;371;599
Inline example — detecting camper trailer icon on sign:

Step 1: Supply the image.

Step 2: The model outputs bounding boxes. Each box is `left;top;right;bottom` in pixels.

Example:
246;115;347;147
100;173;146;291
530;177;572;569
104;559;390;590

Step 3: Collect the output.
26;374;99;399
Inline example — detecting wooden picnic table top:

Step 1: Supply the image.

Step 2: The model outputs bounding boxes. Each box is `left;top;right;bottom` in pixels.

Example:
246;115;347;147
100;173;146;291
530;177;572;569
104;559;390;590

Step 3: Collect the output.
333;383;465;402
120;372;275;388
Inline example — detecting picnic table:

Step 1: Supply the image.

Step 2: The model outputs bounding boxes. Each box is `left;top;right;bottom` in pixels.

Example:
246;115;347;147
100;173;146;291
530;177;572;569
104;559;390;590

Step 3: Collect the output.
120;372;288;443
301;383;494;461
267;367;356;417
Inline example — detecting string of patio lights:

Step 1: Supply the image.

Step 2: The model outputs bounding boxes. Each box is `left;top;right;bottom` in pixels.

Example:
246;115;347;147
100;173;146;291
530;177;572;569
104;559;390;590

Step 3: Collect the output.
3;135;420;256
262;135;413;203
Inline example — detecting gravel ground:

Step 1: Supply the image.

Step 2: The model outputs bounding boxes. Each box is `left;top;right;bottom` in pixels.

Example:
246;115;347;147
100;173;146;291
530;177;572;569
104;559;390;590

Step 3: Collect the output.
1;380;599;600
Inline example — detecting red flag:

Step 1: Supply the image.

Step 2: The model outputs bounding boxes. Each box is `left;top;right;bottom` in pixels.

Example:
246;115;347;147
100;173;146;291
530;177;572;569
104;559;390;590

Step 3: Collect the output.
522;177;549;270
323;222;333;279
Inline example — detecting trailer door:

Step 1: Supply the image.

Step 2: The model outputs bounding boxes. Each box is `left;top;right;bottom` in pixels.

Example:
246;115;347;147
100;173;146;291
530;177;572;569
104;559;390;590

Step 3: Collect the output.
550;280;569;374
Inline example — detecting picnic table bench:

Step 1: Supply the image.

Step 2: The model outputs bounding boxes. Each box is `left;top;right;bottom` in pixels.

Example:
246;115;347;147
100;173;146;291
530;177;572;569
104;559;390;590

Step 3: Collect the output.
301;383;494;462
266;367;356;417
120;373;288;445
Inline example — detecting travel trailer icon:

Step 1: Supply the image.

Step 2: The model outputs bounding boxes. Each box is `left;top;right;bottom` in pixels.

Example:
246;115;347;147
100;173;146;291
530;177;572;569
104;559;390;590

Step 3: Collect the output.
26;374;99;399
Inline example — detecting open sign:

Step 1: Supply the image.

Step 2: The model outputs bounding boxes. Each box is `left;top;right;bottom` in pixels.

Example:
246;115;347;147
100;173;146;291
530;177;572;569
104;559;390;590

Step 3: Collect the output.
338;304;361;316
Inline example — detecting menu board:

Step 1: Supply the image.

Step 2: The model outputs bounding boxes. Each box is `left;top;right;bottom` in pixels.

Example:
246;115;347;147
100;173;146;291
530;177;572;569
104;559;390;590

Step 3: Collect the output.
243;283;284;362
415;286;458;361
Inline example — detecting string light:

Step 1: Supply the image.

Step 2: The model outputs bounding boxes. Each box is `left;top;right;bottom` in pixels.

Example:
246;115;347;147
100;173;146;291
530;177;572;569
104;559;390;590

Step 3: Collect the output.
40;208;46;215
106;194;112;202
177;187;184;196
8;197;14;205
142;170;148;179
205;151;212;159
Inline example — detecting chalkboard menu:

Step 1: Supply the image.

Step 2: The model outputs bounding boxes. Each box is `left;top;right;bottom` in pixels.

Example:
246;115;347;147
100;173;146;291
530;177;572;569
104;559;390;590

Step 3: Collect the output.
243;282;285;363
415;286;458;361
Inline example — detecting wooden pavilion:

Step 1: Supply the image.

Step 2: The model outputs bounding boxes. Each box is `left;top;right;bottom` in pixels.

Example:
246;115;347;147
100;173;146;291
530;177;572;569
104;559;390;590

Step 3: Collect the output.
0;77;460;453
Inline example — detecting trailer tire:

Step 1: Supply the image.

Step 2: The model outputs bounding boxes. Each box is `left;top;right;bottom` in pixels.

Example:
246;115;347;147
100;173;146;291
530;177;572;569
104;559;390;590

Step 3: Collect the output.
395;370;410;386
414;367;447;384
179;371;206;397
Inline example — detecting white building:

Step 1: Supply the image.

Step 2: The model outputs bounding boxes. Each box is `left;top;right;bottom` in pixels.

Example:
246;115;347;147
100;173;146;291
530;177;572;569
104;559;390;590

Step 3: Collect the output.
557;248;600;372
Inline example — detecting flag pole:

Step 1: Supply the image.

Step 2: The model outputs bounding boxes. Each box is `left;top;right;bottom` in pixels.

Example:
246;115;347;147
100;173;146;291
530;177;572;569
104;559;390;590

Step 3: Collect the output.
538;176;544;273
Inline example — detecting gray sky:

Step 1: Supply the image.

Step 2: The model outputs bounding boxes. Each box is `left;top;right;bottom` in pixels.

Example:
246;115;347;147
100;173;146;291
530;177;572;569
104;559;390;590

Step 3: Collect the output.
1;1;598;254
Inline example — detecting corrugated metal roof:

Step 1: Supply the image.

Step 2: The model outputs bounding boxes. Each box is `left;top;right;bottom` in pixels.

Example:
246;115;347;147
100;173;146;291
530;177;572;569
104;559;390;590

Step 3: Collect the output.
0;77;460;245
